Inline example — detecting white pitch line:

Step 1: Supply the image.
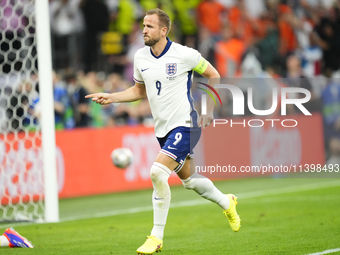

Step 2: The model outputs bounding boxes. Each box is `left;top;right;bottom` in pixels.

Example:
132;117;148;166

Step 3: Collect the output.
1;180;340;228
306;248;340;255
60;179;340;222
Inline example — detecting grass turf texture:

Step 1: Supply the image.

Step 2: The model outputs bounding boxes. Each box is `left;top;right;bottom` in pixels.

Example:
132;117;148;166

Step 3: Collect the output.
1;178;339;255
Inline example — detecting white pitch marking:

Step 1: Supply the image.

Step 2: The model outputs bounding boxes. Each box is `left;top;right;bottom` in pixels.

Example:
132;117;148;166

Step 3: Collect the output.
305;248;340;255
60;179;340;222
1;180;340;228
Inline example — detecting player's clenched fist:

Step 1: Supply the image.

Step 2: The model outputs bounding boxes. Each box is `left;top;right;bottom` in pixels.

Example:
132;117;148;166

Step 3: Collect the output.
85;93;113;105
199;113;214;129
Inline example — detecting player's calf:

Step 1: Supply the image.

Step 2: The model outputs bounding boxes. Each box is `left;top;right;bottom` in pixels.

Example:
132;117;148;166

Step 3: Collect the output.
181;173;229;208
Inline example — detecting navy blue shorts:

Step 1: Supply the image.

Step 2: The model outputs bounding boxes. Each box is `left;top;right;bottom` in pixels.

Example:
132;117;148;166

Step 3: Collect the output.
157;126;201;173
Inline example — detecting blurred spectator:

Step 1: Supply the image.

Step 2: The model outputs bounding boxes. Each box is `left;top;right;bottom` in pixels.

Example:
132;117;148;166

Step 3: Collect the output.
107;21;144;79
227;0;256;47
277;2;298;56
249;4;281;66
285;54;305;81
240;50;263;77
106;0;139;74
65;71;90;127
3;0;339;135
19;80;40;130
292;8;313;49
49;0;84;71
81;71;108;127
107;79;133;126
301;33;323;77
108;99;152;127
321;70;340;164
173;0;200;49
313;7;340;72
110;0;138;38
125;24;145;81
217;0;235;9
215;25;246;78
53;71;75;130
80;0;109;73
284;54;314;113
198;26;216;65
197;0;226;41
137;99;153;126
285;54;315;87
255;19;280;70
243;0;266;19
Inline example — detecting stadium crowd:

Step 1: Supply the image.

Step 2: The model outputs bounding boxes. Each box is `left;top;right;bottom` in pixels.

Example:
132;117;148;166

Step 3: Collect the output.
45;0;340;125
1;0;340;161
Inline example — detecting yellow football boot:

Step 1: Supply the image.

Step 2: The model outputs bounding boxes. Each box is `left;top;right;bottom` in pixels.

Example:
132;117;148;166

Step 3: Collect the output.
223;194;241;232
137;236;163;254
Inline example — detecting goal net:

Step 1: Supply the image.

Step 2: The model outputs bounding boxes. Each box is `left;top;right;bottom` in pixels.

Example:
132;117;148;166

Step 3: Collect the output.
0;0;58;223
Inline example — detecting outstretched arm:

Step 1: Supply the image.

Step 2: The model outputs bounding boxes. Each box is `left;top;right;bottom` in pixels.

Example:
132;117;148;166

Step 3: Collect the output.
85;82;147;105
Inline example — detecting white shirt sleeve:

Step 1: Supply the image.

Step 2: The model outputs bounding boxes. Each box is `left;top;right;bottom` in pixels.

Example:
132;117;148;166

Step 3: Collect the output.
183;46;202;71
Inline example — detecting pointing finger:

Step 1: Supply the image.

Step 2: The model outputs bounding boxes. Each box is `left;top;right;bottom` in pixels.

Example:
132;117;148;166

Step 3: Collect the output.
85;94;96;98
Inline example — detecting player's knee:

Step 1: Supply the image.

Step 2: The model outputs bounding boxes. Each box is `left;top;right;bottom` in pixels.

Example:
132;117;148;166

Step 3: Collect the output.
182;173;207;191
150;167;160;183
182;176;196;190
150;163;171;183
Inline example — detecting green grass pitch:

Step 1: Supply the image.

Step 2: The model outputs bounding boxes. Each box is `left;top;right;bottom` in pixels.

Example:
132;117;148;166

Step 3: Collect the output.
1;178;339;254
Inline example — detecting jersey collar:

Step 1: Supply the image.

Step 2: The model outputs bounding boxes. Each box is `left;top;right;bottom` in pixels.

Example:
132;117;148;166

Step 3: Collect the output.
150;37;172;59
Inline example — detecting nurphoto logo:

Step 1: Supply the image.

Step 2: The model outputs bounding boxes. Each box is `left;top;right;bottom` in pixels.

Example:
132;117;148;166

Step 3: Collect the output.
198;82;312;128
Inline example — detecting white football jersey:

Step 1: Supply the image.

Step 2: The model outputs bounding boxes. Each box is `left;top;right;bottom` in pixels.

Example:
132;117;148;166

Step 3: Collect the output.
133;38;201;138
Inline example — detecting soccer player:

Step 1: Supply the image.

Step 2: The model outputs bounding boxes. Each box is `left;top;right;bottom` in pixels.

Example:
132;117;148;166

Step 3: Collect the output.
85;8;240;254
0;228;33;248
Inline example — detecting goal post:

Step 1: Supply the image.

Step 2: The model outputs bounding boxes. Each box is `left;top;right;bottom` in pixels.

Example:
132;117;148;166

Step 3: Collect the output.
35;0;59;223
0;0;59;223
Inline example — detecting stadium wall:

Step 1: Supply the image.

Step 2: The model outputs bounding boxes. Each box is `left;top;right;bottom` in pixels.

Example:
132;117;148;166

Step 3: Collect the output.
198;114;325;178
56;126;183;198
0;114;325;201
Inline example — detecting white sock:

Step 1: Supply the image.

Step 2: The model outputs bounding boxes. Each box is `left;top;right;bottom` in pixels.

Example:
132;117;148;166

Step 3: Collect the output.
182;173;230;210
150;162;171;240
0;235;9;247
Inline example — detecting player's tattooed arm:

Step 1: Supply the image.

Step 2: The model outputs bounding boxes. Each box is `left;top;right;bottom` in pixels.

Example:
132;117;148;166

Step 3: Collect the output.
85;82;147;105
